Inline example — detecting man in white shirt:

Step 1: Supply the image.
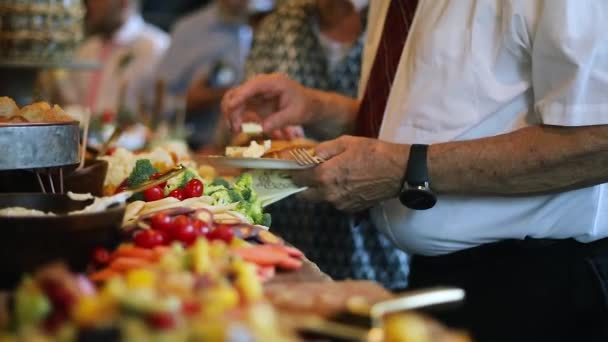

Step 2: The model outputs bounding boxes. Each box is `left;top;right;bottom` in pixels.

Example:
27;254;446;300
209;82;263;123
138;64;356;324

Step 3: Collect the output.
222;0;608;341
57;0;169;115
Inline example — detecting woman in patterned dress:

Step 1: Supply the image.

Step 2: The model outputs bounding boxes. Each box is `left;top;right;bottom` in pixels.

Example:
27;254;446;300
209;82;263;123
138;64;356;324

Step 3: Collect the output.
246;0;409;290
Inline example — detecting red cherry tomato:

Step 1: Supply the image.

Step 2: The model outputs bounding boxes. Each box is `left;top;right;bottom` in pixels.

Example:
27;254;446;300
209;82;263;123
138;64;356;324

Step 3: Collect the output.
184;179;203;198
157;230;172;245
150;212;174;234
147;312;176;330
105;146;117;156
174;221;197;245
101;110;115;123
172;215;190;229
171;215;195;244
133;229;164;249
168;188;186;201
143;186;165;202
92;247;110;265
149;172;167;189
181;300;201;316
192;219;211;237
207;224;234;243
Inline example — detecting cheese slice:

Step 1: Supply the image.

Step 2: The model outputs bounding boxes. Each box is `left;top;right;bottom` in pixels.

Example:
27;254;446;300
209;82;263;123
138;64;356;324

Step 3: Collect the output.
241;122;263;135
225;140;272;158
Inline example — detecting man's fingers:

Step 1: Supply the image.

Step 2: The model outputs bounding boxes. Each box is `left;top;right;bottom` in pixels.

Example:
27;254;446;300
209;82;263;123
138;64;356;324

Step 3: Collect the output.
315;137;348;160
290;169;316;187
271;129;286;140
224;75;283;111
221;89;242;133
261;108;300;133
222;75;286;133
296;188;324;202
283;126;305;140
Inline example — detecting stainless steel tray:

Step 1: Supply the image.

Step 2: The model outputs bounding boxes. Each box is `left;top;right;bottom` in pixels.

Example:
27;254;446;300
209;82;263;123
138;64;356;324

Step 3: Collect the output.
0;122;80;170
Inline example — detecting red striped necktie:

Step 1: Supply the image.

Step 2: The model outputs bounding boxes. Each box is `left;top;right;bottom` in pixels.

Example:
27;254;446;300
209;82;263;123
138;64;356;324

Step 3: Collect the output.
355;0;419;138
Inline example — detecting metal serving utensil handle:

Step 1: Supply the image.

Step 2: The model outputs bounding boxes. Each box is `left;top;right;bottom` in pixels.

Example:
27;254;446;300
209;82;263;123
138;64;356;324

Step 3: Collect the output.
370;287;465;326
126;164;187;193
96;126;124;157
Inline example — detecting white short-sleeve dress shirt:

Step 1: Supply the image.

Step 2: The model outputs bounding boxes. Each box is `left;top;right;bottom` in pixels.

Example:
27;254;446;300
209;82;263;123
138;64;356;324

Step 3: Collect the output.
361;0;608;256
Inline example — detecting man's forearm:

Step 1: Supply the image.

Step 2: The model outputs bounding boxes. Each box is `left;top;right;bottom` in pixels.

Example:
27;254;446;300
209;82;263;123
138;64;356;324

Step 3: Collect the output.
428;124;608;196
304;88;360;138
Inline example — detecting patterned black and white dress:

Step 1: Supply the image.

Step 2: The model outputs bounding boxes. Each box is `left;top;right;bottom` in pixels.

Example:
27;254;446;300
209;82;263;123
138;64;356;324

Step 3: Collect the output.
247;0;409;290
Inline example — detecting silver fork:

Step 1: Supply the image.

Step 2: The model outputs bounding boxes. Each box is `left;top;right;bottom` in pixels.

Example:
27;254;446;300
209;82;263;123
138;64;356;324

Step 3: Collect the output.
289;148;325;166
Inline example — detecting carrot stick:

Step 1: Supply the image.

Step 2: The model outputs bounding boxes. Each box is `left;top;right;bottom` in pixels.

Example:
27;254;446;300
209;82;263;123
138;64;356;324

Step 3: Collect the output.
232;247;283;266
90;268;119;282
112;245;157;261
109;257;150;272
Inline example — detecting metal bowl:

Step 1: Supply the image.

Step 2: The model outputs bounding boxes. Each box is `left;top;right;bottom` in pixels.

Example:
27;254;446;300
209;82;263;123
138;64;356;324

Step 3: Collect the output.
0;193;124;289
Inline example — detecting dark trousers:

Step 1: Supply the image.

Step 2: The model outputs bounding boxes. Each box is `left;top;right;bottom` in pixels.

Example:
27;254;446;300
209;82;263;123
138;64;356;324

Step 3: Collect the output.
408;238;608;342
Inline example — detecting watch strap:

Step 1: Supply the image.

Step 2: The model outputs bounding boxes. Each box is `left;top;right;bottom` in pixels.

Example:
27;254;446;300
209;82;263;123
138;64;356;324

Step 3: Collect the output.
405;144;429;186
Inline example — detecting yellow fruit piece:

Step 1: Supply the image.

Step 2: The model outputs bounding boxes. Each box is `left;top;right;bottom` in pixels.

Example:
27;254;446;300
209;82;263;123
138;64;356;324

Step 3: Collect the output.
126;269;156;289
72;296;110;327
202;286;239;316
191;238;211;274
247;303;280;339
209;240;228;259
233;260;262;302
230;238;251;249
383;313;431;342
191;320;226;341
100;277;126;299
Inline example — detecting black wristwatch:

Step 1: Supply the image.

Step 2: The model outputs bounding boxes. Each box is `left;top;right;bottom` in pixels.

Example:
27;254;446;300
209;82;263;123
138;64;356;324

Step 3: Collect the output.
399;144;437;210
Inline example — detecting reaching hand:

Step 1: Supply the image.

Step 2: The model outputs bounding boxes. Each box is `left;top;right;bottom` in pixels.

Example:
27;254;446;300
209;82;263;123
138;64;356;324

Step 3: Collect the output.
221;74;314;134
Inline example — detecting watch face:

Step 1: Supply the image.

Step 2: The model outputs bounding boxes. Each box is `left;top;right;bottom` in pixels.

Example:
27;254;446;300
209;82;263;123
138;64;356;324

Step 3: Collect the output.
400;188;437;210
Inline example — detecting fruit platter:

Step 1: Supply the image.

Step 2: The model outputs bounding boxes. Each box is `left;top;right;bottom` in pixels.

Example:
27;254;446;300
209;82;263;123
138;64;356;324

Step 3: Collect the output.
0;123;471;341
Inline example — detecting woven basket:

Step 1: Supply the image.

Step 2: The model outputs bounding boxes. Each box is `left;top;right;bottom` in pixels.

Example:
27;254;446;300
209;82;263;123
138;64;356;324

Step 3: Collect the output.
0;0;85;63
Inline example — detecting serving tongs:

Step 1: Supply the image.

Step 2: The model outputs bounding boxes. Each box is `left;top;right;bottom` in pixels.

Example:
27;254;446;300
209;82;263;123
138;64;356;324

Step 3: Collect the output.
296;287;465;341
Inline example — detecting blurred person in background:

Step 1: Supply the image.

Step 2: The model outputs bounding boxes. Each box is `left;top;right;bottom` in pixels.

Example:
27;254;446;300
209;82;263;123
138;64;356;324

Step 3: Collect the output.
52;0;169;116
245;0;409;290
156;0;263;150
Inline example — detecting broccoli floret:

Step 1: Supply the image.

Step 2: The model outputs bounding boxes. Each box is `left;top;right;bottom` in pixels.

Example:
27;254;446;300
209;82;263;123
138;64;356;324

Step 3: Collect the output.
260;213;272;227
236;198;264;225
233;173;255;201
210;189;233;206
234;173;252;191
205;184;227;196
210;178;231;188
127;159;158;187
228;189;244;202
163;168;203;195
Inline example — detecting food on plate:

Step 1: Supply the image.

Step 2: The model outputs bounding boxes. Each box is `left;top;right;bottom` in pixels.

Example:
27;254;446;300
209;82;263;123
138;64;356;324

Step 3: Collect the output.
0;207;54;217
0;98;74;123
225;140;272;158
224;137;318;160
262;138;317;159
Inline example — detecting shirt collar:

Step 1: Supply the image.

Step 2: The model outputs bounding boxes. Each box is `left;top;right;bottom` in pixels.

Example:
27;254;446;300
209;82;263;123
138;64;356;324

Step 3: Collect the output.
112;13;145;46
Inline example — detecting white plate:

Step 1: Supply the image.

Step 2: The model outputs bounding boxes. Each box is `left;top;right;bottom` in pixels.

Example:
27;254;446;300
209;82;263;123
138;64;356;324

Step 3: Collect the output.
204;156;313;170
